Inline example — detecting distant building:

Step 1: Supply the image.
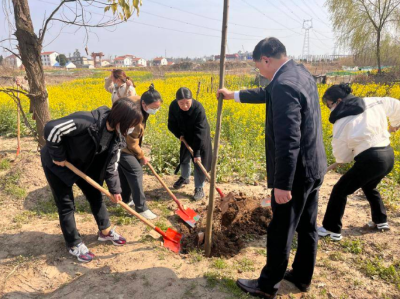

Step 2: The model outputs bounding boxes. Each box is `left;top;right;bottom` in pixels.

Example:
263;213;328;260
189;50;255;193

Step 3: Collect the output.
101;60;111;67
167;61;175;66
4;54;23;68
114;55;135;67
41;51;59;67
153;57;168;66
214;54;239;61
69;49;89;68
132;57;147;67
65;61;76;69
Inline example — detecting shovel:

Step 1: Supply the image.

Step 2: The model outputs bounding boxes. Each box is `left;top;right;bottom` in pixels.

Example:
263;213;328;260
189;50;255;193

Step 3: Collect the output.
147;162;200;228
180;138;235;212
65;161;182;253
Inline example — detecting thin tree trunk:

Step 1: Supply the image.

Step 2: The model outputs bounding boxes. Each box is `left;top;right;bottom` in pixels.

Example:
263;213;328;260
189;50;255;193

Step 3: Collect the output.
376;30;382;74
12;0;51;147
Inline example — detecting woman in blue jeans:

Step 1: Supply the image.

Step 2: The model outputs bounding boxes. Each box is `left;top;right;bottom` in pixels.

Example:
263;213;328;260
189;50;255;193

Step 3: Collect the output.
118;84;162;220
318;83;400;241
168;87;212;201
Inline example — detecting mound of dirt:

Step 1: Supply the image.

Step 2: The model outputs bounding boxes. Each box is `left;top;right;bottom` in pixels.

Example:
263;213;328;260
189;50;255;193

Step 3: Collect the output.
180;192;272;257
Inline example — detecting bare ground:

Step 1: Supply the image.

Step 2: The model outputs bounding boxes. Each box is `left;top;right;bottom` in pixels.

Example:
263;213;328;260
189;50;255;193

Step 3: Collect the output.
0;137;399;299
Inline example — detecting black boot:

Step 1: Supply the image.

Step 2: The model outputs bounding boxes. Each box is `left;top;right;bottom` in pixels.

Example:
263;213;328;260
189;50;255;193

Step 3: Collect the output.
283;270;311;292
173;177;190;189
236;279;277;299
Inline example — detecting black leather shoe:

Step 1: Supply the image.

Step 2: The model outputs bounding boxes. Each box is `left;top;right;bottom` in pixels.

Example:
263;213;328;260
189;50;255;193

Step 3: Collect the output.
236;279;277;299
283;270;310;292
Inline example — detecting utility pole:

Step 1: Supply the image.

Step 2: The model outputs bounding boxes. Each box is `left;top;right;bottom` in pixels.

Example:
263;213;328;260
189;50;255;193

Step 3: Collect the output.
302;19;313;62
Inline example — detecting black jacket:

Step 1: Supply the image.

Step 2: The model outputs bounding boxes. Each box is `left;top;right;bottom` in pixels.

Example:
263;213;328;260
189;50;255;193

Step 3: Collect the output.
329;95;366;124
168;99;212;172
41;106;123;194
239;60;327;190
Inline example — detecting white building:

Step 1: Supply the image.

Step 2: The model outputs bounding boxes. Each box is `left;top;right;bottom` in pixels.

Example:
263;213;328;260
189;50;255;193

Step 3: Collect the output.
65;61;77;69
41;51;59;67
114;55;135;67
132;58;147;67
153;57;168;66
101;60;111;67
4;55;23;68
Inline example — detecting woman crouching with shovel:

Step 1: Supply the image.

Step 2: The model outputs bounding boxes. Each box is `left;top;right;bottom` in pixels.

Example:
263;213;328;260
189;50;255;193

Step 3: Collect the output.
318;83;400;241
168;87;212;201
118;84;162;220
41;98;143;262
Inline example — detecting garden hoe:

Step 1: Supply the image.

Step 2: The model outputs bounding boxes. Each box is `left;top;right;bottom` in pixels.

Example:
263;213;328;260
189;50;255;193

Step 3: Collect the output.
181;138;235;214
65;161;182;253
147;162;200;228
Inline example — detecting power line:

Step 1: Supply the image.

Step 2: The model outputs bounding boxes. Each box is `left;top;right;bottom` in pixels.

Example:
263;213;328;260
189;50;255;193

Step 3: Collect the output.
278;0;304;23
140;11;266;38
147;0;297;31
240;0;304;35
262;0;302;25
311;0;329;18
301;0;330;26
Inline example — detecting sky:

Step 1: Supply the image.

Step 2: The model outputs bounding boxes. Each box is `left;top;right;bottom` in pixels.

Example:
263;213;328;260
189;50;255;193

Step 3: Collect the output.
0;0;336;60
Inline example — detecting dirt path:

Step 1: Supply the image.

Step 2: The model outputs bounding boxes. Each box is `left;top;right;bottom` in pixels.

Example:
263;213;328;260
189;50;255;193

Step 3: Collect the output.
1;137;399;299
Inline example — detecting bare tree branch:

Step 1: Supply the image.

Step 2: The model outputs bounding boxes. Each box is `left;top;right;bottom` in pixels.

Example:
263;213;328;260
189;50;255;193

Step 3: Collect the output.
39;0;67;44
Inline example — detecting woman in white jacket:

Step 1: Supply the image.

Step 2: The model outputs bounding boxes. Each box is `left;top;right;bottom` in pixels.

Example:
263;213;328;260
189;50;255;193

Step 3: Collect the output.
318;83;400;241
105;69;138;104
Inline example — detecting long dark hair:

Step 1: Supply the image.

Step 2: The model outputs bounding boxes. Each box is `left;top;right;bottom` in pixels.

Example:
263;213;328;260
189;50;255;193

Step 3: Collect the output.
108;98;143;136
112;69;136;88
141;83;162;105
176;87;192;100
322;83;352;105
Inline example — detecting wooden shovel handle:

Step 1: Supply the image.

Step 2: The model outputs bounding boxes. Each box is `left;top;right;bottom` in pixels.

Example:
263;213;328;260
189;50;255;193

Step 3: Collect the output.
146;162;185;212
181;138;211;181
65;161;156;230
327;163;340;172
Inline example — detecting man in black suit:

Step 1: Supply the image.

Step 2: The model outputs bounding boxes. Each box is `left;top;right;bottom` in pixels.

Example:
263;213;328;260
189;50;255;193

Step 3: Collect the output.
218;37;327;298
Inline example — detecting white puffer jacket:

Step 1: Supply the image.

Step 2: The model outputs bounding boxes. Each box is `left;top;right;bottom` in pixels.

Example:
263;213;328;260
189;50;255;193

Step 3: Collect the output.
332;97;400;163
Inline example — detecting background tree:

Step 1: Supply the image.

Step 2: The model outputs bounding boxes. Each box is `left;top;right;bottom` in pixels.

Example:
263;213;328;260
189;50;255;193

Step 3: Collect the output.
0;0;143;146
56;54;68;67
327;0;400;73
0;55;3;65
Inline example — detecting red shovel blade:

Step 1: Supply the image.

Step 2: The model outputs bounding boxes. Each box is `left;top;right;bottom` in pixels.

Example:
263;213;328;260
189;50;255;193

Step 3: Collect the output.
176;207;200;228
163;228;182;253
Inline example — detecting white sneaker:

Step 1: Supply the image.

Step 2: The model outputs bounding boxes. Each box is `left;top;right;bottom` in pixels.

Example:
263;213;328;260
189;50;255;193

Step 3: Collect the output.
139;209;157;220
317;226;342;241
68;242;94;263
127;200;135;207
367;221;390;231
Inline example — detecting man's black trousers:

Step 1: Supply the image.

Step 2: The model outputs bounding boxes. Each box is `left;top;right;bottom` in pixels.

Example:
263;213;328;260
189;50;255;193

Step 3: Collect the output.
258;174;322;293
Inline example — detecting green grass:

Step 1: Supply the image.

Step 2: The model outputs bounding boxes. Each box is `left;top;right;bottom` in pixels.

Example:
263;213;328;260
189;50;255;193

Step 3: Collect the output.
235;257;255;272
2;170;26;199
0;158;11;170
154;218;169;231
187;249;203;264
212;258;228;270
329;252;345;262
204;271;252;298
360;257;400;289
340;239;364;255
108;205;139;225
13;211;37;228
